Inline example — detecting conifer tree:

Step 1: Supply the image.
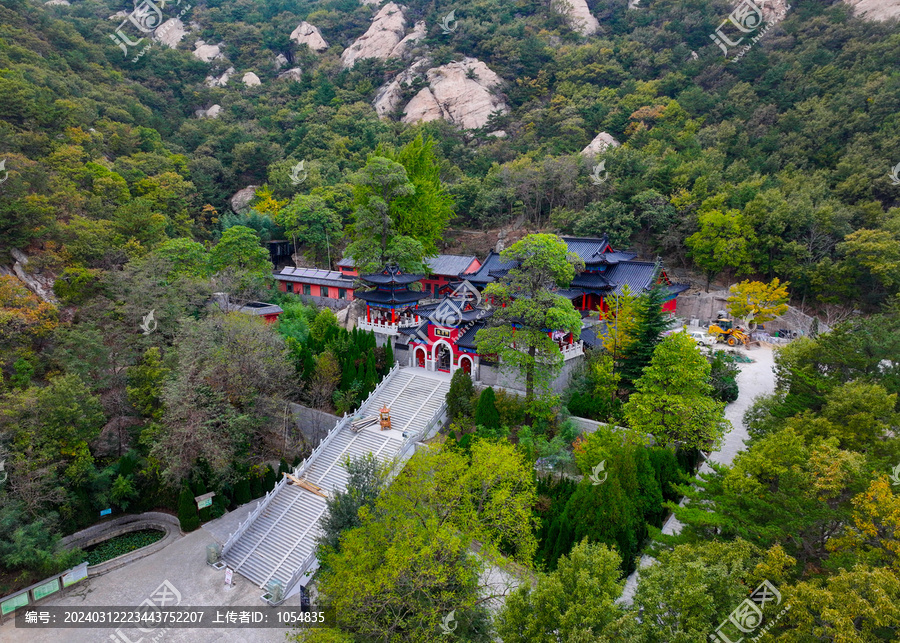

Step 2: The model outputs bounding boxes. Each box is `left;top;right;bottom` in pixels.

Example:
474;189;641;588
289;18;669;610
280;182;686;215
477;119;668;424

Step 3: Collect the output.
178;484;200;532
447;368;475;423
474;386;500;429
384;340;395;373
619;284;669;389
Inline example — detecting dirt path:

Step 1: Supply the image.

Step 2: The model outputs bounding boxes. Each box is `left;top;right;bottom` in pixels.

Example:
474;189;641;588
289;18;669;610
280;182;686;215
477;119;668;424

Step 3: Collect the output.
618;345;777;605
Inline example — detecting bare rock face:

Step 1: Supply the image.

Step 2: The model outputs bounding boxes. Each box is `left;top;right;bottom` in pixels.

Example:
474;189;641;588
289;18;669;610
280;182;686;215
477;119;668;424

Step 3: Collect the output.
231;186;259;214
291;21;329;52
45;0;70;6
274;53;288;70
10;249;58;305
242;72;262;87
154;18;186;48
341;2;407;68
551;0;599;36
843;0;900;21
193;41;224;62
108;10;128;19
581;132;620;157
277;67;303;82
400;58;509;130
205;67;235;87
194;104;222;119
373;57;430;117
390;20;426;58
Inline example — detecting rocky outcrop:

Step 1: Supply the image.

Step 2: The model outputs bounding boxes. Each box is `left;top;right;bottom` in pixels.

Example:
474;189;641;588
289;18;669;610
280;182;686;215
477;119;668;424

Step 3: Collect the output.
242;72;261;87
45;0;70;6
231;186;259;214
108;10;128;19
373;57;430;117
551;0;599;36
843;0;900;21
205;67;235;88
290;21;329;51
194;104;222;119
10;249;58;305
154;18;186;48
193;41;223;62
581;132;620;157
341;2;407;68
277;68;303;82
390;20;426;58
274;53;288;69
400;58;509;130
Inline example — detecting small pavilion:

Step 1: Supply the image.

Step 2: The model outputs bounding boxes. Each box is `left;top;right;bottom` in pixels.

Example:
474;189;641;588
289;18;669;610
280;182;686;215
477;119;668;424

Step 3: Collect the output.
355;265;428;334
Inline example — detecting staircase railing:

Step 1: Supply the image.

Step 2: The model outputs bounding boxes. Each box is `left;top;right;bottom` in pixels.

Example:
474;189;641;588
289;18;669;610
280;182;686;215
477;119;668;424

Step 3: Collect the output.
222;476;287;558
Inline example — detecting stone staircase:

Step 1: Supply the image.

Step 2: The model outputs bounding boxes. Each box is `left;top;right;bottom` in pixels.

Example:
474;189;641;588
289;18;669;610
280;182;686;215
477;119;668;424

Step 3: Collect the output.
221;366;451;599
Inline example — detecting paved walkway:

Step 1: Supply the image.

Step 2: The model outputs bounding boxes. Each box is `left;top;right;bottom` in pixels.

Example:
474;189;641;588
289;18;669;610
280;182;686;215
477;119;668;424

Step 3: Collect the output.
0;521;302;643
618;345;777;604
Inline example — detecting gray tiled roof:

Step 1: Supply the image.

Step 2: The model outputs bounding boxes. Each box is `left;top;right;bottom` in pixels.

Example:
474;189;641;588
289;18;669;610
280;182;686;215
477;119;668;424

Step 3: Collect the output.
426;254;478;277
276;267;354;288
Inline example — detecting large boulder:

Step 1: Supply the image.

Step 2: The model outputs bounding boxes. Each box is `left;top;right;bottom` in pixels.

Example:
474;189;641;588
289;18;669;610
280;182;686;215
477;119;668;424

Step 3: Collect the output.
551;0;599;36
400;58;509;130
581;132;620;157
290;22;329;51
843;0;900;20
341;2;407;68
277;67;303;82
193;41;223;62
373;57;430;117
231;186;259;214
154;18;187;48
390;20;426;58
205;67;235;88
194;104;222;119
242;72;262;87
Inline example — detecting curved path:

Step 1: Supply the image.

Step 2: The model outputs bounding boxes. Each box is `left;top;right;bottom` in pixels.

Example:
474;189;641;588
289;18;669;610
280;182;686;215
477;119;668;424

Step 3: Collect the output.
618;346;777;604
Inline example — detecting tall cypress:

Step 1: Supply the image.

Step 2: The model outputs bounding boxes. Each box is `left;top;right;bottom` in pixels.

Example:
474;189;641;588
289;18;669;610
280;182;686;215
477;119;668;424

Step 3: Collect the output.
384;341;395;373
474;387;500;428
619;284;669;389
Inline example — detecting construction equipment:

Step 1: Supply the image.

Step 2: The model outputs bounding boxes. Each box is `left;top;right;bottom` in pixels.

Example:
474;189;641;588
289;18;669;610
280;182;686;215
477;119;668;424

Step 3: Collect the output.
707;317;750;347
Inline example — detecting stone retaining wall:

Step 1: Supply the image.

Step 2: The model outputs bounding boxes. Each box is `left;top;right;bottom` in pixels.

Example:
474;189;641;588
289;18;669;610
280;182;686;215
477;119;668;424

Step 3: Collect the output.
59;512;182;577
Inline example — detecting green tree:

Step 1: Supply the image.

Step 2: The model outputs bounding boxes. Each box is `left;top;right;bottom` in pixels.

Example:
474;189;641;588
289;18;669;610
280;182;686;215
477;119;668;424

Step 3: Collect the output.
177;484;200;532
376;134;454;256
624;333;729;451
495;540;624;643
475;234;583;412
277;194;342;267
317;441;535;642
209;225;272;277
317;454;388;558
345;156;423;273
154;238;209;278
474;386;500;429
686;209;757;292
126;347;169;420
617;284;670;390
447;367;475;424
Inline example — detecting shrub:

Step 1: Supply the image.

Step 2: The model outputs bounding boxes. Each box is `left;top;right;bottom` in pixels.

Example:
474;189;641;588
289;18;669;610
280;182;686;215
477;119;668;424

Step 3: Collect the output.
177;484;200;532
264;465;277;492
447;368;475;424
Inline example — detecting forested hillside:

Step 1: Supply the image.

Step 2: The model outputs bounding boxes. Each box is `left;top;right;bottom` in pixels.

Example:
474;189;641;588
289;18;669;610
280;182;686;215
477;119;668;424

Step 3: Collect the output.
1;0;899;308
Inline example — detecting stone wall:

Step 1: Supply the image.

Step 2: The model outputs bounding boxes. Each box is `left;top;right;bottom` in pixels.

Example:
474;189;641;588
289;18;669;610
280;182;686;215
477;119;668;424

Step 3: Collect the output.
289;402;340;445
480;356;582;395
676;290;829;336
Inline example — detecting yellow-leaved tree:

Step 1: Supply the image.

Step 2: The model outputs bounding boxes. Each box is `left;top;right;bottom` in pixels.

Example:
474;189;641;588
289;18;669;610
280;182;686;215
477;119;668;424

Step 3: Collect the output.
726;278;790;327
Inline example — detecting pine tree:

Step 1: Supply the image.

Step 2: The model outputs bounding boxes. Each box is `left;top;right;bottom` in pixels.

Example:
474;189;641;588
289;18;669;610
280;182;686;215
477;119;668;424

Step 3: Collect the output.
384;341;395;373
177;484;200;532
264;465;277;492
619;284;670;389
446;368;475;423
474;386;501;429
234;478;251;506
364;351;377;393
